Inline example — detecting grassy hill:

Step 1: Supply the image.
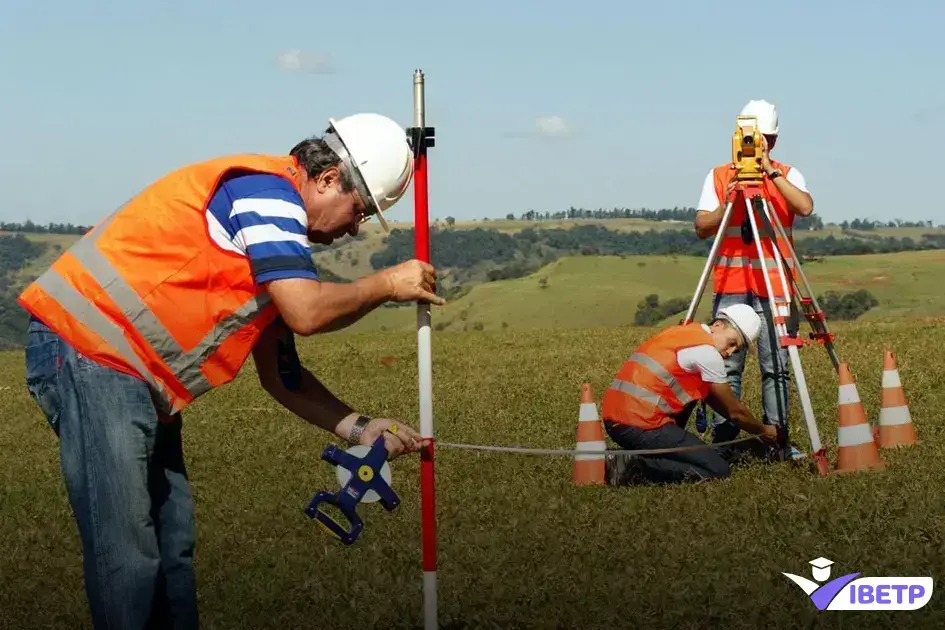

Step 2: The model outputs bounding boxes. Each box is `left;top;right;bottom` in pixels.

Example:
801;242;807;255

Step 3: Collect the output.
9;221;945;286
2;318;943;628
343;249;945;333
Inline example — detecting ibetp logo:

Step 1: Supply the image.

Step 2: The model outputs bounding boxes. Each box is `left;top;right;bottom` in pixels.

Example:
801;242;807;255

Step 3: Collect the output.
783;557;933;611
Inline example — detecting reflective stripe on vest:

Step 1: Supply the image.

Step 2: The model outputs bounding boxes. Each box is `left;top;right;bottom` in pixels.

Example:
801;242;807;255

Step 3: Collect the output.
601;325;713;429
73;214;269;397
717;255;795;270
31;214;272;414
711;160;797;296
614;352;696;408
18;154;294;416
722;225;793;240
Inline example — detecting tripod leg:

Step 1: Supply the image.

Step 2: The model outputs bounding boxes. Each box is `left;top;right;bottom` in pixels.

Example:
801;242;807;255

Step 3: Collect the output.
683;200;735;325
765;209;842;372
746;195;828;476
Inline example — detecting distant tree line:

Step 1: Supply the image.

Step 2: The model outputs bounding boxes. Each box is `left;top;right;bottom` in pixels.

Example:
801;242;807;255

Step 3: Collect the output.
505;207;699;222
1;220;91;235
840;218;937;230
370;224;945;279
499;207;826;231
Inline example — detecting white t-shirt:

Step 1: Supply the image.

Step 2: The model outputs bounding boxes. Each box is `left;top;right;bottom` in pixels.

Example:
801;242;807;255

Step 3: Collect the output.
696;167;808;211
675;324;728;383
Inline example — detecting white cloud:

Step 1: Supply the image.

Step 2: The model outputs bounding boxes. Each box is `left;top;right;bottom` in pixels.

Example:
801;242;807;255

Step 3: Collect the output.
535;115;570;137
503;115;572;139
276;50;334;75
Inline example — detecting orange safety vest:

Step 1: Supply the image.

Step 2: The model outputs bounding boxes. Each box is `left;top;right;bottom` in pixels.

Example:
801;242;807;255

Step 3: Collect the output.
17;154;302;416
711;159;797;299
601;324;717;431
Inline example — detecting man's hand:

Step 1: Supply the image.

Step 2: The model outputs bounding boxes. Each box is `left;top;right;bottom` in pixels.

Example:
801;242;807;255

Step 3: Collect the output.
334;413;427;460
759;424;780;443
760;135;775;174
381;260;446;306
362;417;427;460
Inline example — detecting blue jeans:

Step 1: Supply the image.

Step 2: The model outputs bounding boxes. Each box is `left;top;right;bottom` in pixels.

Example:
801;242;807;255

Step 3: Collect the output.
24;315;198;629
604;403;731;484
708;292;795;444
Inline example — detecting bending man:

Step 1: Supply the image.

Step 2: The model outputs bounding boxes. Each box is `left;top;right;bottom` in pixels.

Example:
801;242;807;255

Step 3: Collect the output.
602;304;779;485
18;113;444;629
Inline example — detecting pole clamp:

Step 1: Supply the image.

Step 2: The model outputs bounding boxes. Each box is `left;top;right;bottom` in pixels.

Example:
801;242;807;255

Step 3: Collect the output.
406;126;436;157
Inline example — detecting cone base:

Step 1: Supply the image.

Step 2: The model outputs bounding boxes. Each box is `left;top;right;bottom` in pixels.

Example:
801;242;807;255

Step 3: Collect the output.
878;425;917;449
834;458;887;475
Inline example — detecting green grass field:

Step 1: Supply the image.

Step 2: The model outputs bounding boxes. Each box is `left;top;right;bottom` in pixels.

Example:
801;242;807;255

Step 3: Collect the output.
2;315;944;628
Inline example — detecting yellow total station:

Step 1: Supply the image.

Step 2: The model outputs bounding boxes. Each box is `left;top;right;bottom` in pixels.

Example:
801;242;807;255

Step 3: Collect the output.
731;115;766;182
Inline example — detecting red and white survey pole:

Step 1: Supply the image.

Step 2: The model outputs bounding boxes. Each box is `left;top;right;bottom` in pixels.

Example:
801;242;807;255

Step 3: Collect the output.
409;68;438;630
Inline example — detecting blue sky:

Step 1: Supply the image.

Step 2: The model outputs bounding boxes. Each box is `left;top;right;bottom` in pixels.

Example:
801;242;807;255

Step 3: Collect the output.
2;0;942;227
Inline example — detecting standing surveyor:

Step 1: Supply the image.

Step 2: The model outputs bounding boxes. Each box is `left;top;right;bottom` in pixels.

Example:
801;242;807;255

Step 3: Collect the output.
18;112;445;629
692;99;814;460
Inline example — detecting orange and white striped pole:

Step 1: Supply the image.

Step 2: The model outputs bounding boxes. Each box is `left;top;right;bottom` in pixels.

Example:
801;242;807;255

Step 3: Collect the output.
573;383;606;485
835;363;886;474
876;350;917;448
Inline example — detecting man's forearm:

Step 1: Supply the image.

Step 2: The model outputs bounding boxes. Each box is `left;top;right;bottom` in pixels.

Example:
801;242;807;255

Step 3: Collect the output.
707;387;764;434
726;404;764;434
270;273;393;336
770;175;813;216
695;207;725;239
314;274;393;332
264;365;359;439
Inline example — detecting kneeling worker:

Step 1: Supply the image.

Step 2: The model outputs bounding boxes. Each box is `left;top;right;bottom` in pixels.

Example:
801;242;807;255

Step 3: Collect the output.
602;304;780;485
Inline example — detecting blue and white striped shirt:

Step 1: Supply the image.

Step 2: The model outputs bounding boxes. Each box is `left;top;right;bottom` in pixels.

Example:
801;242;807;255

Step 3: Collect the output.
204;173;318;285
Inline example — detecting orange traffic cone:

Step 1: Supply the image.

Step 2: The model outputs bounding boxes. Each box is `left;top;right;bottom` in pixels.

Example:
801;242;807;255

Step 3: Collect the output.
876;350;917;448
835;363;886;474
572;383;606;485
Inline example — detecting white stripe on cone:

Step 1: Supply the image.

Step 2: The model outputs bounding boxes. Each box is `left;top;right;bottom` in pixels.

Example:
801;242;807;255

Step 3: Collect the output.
838;383;860;405
574;440;607;461
879;405;912;426
838;423;874;447
881;369;902;388
579;402;598;422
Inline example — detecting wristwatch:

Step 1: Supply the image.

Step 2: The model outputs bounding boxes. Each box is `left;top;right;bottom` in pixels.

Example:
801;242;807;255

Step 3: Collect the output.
346;415;372;445
768;169;783;180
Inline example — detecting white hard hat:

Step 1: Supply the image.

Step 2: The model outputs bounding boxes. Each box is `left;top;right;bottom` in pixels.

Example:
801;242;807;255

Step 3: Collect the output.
716;304;762;348
740;99;779;135
323;113;414;231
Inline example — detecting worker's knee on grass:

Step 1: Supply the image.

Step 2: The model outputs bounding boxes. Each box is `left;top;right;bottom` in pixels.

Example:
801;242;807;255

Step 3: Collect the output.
705;458;731;480
711;420;740;443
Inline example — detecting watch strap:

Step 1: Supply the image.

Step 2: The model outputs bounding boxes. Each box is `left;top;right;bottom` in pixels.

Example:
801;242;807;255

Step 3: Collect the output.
346;414;372;445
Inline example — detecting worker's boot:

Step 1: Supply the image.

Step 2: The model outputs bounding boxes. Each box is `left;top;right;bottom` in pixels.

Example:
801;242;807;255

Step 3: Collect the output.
605;451;644;486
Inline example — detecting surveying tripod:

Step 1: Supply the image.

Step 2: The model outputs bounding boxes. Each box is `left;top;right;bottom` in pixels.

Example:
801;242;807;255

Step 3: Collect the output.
681;117;839;477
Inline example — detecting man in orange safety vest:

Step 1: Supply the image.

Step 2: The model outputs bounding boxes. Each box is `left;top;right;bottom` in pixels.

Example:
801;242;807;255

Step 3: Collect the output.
18;112;444;629
692;99;814;461
602;304;781;485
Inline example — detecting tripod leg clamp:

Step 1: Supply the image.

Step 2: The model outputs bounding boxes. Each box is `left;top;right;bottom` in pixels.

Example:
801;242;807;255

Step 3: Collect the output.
304;436;400;545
